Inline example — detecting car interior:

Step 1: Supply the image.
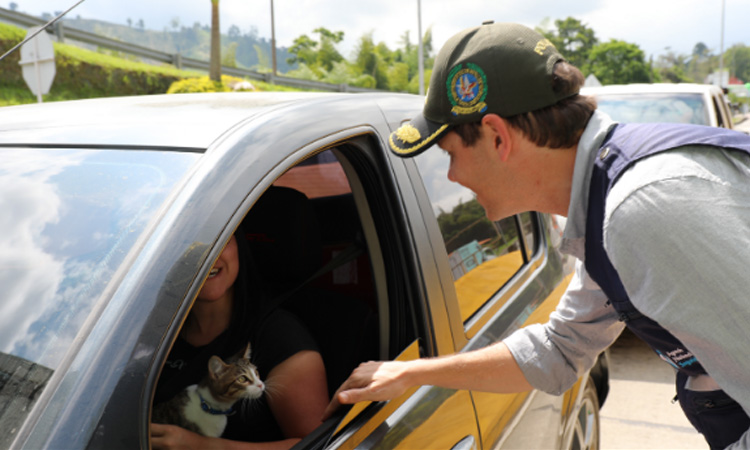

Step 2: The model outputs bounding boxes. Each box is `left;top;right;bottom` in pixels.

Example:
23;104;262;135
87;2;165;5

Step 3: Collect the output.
238;180;380;396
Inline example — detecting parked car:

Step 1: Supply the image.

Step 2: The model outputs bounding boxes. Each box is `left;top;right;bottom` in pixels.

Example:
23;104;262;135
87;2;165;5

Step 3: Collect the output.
0;92;607;450
582;83;735;129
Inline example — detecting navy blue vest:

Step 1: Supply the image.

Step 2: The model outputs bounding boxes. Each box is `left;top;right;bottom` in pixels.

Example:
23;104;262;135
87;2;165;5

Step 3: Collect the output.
584;123;750;377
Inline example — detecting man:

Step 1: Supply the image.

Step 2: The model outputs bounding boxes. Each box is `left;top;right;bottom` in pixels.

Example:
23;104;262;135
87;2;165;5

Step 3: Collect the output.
324;22;750;449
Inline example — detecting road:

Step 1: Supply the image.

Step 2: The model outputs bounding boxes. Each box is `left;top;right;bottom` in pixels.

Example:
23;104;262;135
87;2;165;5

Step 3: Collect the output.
735;114;750;134
600;329;707;449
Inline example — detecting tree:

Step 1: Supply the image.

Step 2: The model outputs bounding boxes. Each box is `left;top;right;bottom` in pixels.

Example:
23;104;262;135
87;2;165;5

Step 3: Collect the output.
539;17;598;70
284;25;435;92
692;42;710;62
387;62;410;92
315;28;345;71
286;28;345;75
353;32;389;89
725;44;750;84
586;40;653;84
222;42;238;68
254;44;270;71
227;25;241;40
209;0;221;82
391;27;434;93
287;34;318;67
654;49;691;83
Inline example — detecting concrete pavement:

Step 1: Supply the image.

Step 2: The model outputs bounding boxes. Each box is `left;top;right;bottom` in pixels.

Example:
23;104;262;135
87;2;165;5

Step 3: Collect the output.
734;114;750;134
600;329;707;449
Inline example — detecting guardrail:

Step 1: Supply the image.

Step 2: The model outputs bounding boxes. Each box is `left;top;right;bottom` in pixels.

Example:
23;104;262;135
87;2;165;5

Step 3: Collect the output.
0;7;376;93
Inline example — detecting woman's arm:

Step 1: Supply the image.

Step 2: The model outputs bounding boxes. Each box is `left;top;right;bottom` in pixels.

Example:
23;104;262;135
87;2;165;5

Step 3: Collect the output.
266;350;329;438
150;423;300;450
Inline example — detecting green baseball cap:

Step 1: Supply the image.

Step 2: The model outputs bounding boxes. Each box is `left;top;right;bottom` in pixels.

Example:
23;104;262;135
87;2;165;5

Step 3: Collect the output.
389;21;571;157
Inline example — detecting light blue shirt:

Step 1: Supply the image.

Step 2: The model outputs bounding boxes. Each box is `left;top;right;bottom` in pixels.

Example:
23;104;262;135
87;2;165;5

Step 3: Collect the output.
504;111;750;449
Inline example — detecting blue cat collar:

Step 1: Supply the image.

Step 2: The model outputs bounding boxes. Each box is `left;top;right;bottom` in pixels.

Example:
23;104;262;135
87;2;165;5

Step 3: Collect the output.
199;393;235;416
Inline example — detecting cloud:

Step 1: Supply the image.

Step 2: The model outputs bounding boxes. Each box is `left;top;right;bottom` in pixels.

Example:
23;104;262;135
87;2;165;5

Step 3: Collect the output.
0;151;76;366
16;0;750;67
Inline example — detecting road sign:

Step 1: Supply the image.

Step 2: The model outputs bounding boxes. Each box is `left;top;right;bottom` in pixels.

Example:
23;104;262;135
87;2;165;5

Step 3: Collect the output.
19;27;56;103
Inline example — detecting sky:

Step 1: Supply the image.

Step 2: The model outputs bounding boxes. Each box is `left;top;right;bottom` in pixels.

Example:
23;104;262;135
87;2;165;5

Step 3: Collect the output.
15;0;750;62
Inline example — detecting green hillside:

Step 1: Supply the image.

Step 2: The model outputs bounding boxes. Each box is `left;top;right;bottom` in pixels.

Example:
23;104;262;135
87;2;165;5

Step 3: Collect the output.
61;17;295;73
0;22;292;106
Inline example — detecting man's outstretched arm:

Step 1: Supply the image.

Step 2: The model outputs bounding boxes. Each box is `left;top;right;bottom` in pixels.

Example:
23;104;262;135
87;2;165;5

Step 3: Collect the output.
323;341;532;419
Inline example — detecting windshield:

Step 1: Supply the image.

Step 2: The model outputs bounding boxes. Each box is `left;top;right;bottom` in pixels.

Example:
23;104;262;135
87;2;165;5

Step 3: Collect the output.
595;92;710;125
0;148;199;445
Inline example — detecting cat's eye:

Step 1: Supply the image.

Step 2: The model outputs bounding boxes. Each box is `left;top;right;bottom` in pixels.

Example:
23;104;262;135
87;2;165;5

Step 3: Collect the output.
238;376;249;383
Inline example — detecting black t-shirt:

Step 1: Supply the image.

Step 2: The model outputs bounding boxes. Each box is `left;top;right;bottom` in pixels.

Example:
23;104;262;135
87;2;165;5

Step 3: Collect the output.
154;309;318;442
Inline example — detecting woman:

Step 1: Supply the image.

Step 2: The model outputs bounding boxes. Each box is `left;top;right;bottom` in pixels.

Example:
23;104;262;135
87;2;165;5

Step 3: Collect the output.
151;224;329;449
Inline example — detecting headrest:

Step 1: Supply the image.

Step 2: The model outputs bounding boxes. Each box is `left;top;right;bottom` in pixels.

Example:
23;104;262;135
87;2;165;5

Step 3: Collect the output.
240;186;322;296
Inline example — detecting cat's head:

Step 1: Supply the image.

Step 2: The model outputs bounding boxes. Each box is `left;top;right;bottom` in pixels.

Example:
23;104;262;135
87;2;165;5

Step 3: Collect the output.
206;343;265;403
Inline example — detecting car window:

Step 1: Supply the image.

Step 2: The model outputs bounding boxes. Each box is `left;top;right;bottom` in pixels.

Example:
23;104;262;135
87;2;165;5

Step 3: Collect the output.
596;93;710;125
413;146;530;323
0;148;198;447
159;143;400;405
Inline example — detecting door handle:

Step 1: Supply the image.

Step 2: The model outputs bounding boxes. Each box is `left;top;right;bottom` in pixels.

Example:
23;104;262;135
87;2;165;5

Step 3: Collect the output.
451;435;477;450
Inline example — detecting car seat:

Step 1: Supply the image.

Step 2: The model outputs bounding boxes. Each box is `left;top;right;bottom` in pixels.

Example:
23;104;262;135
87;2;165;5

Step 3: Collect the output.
240;185;378;395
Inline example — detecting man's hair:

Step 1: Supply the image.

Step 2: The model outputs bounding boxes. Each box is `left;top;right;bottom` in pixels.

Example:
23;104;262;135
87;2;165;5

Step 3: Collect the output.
453;61;596;149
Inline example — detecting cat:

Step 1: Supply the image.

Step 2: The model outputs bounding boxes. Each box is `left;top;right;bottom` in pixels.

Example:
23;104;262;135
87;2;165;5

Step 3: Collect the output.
152;343;265;438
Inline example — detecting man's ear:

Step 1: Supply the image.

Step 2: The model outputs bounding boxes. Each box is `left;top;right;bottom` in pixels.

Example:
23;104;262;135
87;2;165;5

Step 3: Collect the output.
482;114;513;161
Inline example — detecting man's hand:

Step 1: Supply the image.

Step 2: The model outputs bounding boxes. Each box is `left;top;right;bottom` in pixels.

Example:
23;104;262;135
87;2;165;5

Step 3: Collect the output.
323;360;413;420
150;423;212;450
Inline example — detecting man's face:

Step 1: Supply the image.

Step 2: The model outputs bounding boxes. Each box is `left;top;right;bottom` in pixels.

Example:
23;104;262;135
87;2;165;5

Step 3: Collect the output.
438;127;516;221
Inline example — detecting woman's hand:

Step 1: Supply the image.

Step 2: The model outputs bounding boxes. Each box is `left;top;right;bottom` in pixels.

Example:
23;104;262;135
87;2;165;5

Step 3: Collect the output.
150;423;214;450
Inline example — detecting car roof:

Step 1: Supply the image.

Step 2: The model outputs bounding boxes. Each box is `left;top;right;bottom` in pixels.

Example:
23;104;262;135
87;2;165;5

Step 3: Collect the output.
581;83;722;96
0;92;361;150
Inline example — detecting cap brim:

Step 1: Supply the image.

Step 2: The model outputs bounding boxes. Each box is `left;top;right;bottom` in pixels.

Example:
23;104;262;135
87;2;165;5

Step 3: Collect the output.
388;114;452;158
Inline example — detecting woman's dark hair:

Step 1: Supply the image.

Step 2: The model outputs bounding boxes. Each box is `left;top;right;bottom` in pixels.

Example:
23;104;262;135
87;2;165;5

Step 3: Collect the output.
453;61;597;149
224;221;267;353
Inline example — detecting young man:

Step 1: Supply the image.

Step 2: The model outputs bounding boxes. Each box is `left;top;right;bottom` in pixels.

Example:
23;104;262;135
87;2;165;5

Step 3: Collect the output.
325;22;750;449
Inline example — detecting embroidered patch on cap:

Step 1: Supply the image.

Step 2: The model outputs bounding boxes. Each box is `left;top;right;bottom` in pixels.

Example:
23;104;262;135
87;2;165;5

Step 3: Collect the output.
395;123;421;144
447;62;488;116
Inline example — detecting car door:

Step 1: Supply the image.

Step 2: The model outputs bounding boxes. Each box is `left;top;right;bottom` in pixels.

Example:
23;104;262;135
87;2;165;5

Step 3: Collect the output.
270;135;483;450
136;99;483;448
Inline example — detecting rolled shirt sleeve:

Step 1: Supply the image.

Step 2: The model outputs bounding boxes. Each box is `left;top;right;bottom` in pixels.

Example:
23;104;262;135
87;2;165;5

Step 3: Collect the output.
504;260;625;395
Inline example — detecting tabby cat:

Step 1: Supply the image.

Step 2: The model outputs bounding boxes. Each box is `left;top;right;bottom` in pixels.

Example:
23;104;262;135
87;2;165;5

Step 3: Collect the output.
152;343;265;437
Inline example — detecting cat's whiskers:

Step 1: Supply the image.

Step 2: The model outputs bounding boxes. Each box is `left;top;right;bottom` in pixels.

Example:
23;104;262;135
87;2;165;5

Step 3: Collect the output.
260;377;282;402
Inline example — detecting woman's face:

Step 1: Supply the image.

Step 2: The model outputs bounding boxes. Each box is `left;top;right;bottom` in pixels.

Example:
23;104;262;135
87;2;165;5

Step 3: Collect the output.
197;236;240;303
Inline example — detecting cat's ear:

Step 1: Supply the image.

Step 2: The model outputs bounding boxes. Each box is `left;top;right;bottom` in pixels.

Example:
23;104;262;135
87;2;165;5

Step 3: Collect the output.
242;342;251;360
208;356;228;380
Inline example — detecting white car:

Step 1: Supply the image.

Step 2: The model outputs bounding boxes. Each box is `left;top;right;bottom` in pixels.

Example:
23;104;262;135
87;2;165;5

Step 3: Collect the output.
582;83;734;129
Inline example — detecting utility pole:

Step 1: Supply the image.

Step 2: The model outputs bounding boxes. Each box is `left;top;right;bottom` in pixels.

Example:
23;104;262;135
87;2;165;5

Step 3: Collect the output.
719;0;725;86
417;0;424;95
271;0;277;76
